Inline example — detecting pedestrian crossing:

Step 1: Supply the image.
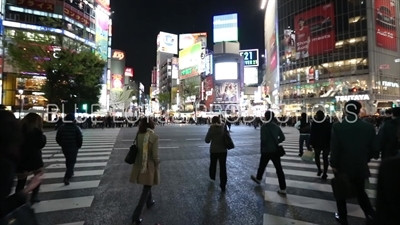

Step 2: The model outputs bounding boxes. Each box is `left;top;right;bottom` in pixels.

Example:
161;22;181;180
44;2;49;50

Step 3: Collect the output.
262;132;379;225
24;128;120;225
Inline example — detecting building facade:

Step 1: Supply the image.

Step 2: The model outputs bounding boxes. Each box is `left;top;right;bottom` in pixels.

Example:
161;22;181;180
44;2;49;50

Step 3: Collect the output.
1;0;111;112
268;0;400;116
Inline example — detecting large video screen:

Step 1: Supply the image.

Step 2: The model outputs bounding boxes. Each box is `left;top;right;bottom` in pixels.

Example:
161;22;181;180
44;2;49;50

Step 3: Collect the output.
375;0;397;51
244;67;258;85
213;13;238;43
294;2;336;59
215;62;238;80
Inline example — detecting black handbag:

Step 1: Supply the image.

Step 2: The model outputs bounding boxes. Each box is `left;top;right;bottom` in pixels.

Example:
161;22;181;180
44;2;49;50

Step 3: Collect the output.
0;196;39;225
223;125;235;150
125;133;139;165
331;173;356;200
266;126;286;157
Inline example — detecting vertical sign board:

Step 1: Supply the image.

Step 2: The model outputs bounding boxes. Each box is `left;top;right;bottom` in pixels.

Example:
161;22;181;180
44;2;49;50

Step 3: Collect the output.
110;49;126;90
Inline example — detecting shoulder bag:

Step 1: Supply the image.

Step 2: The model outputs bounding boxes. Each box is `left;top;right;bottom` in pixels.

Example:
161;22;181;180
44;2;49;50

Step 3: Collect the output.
223;125;235;150
266;126;286;157
124;132;139;164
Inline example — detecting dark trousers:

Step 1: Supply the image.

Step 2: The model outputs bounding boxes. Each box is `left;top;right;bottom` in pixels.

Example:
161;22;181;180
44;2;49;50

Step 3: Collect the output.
336;178;375;224
62;148;79;179
209;152;227;187
132;185;152;221
256;153;286;190
15;172;41;200
314;148;330;174
299;134;310;155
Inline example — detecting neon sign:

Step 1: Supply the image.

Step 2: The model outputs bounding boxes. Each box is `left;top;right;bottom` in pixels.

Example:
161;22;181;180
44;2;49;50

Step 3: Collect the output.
112;51;124;60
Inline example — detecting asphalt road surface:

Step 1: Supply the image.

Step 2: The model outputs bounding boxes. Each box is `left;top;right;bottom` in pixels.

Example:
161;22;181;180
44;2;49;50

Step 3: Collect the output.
29;124;377;225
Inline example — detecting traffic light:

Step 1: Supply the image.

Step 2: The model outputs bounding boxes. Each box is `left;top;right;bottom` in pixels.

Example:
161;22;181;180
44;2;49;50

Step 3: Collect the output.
82;104;87;111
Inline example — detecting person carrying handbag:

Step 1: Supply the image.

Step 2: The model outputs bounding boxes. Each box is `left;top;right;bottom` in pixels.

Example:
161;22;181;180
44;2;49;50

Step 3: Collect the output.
251;111;287;195
129;117;160;225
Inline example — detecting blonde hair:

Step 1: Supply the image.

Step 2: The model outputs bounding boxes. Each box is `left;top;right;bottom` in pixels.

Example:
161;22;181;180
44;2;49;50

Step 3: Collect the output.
21;113;43;132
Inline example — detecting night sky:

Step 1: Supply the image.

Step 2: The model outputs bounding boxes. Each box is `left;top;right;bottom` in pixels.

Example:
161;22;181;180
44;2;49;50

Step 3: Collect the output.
111;0;264;89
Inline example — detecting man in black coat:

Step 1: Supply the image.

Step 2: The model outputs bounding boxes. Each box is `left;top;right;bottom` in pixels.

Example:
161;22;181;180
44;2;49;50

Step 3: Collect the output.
56;113;83;185
330;100;377;225
371;156;400;225
378;107;400;159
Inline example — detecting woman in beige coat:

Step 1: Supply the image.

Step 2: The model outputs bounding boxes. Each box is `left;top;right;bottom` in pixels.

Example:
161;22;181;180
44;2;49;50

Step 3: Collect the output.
130;117;160;225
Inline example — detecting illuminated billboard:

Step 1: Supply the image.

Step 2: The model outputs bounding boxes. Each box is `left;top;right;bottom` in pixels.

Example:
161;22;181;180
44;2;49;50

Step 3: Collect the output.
213;13;238;43
178;42;202;79
294;2;336;59
157;32;178;54
375;0;397;51
95;7;109;61
244;67;258;85
215;82;239;103
179;33;207;50
215;62;238;80
239;49;259;66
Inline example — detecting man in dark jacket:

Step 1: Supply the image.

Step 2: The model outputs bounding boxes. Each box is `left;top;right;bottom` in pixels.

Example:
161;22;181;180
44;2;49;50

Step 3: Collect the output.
330;100;377;225
370;156;400;225
309;110;332;179
56;113;83;185
378;107;400;159
251;111;286;195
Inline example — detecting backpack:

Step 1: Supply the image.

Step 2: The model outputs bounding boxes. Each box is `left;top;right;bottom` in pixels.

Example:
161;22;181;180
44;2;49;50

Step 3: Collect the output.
300;122;311;133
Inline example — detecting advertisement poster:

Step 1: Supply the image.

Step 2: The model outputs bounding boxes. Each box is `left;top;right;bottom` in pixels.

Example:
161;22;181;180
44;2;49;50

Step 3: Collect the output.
294;2;335;59
179;42;202;79
375;0;397;51
157;32;178;54
264;0;279;97
203;76;214;108
215;82;239;103
111;74;123;90
95;8;109;61
17;0;56;13
179;33;207;50
213;13;238;43
282;29;296;64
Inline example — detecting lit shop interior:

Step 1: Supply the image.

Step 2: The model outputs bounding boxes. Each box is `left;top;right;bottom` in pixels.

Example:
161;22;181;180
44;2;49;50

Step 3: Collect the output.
2;74;49;118
279;57;372;115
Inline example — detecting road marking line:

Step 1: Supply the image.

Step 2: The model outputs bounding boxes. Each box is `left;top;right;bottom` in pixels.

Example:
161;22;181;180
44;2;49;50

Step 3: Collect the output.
46;162;107;169
32;196;94;213
159;146;179;149
186;138;201;141
263;214;318;225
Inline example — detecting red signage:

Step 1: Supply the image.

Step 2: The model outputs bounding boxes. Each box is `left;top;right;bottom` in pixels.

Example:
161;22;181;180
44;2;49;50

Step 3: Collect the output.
151;69;157;86
375;0;397;51
124;68;134;77
64;3;90;26
269;30;277;71
203;76;214;109
17;0;55;13
294;2;336;58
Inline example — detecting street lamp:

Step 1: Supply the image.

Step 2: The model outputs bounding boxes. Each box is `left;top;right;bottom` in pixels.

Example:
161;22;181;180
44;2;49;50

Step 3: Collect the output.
18;89;24;119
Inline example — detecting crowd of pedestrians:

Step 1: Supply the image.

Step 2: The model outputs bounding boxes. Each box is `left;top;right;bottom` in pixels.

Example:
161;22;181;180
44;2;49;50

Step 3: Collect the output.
204;100;399;225
1;100;400;225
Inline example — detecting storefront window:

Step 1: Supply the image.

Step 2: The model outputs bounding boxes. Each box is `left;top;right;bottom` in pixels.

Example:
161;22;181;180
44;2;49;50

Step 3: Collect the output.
281;75;369;100
15;76;48;106
375;77;400;96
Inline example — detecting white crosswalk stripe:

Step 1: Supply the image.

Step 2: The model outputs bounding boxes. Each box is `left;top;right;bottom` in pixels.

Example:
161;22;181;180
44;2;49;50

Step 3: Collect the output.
20;128;120;225
263;132;379;225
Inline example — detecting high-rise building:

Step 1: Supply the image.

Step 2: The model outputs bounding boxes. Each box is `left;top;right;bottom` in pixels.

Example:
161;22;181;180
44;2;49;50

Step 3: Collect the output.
267;0;400;116
1;0;111;112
